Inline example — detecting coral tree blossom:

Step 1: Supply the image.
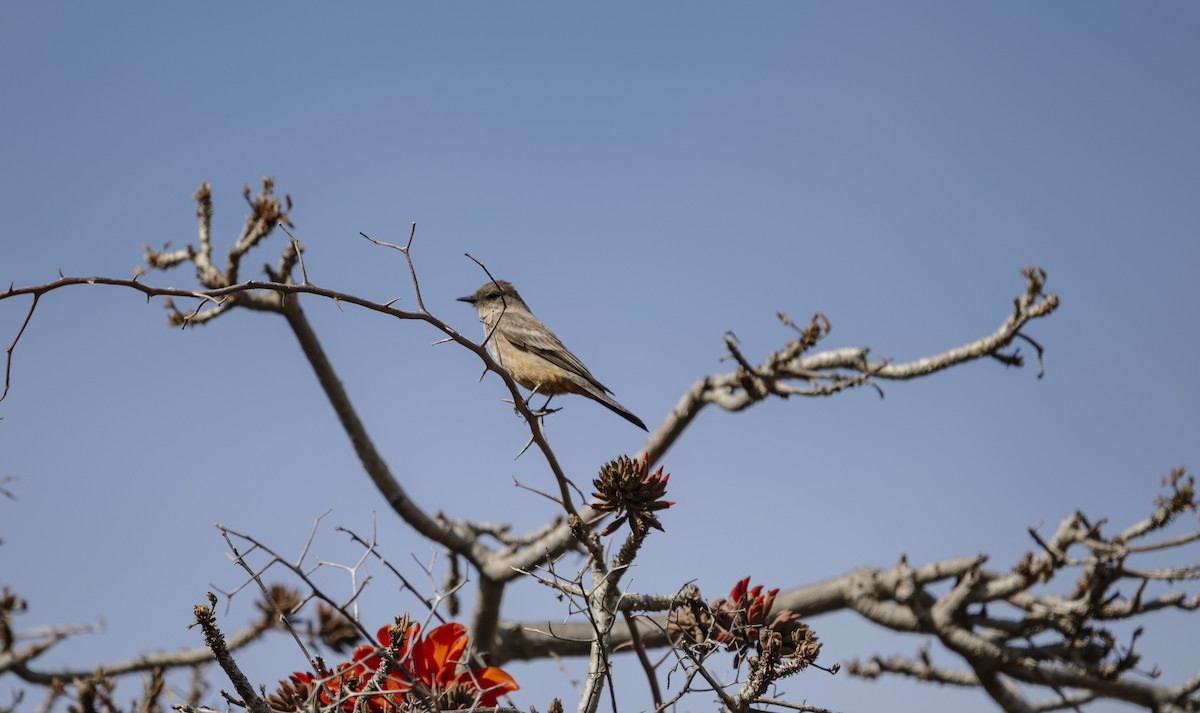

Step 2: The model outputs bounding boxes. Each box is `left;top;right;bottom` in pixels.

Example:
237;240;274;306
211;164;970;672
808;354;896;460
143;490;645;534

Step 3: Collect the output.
271;622;517;711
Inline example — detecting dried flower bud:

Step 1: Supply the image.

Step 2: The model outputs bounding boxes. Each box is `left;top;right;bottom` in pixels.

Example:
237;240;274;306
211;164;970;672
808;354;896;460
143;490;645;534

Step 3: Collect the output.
592;454;673;535
309;603;360;653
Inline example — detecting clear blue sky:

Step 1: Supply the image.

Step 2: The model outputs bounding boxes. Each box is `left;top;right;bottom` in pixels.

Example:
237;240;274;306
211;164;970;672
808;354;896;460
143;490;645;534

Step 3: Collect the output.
2;4;1198;712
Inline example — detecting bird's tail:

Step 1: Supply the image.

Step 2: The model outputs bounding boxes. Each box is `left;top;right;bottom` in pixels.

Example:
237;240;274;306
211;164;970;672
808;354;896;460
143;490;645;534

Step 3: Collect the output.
583;387;648;431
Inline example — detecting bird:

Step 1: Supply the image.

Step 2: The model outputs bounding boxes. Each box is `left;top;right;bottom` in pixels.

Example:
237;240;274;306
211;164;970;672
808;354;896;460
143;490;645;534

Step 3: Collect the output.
458;280;648;431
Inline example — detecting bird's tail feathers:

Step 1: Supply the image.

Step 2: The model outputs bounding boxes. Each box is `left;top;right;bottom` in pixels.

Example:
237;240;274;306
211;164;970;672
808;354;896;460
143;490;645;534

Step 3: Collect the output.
584;388;648;431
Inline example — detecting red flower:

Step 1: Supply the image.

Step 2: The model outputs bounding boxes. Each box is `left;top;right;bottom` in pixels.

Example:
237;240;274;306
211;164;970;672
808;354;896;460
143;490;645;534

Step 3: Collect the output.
714;576;784;637
272;621;517;712
404;622;518;706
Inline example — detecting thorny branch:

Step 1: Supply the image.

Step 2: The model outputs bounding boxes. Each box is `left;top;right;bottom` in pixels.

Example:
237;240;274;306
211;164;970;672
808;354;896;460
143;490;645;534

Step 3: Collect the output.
16;179;1173;713
0;182;1058;562
1;182;1050;654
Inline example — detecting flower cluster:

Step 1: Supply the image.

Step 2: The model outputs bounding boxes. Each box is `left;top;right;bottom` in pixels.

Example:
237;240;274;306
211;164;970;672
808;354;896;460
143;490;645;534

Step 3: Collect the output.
591;454;674;535
672;577;817;667
268;620;517;712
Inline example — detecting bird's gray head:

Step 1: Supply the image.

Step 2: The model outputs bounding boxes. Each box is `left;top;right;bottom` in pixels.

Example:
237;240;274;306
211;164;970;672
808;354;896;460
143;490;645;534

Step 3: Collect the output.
457;280;529;313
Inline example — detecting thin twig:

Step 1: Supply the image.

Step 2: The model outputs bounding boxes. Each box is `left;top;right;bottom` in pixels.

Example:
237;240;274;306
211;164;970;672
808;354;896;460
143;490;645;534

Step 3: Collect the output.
277;223;309;285
2;292;39;402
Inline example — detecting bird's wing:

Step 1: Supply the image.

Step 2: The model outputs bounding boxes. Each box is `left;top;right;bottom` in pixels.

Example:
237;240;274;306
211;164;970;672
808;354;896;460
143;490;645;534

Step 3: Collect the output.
503;314;612;394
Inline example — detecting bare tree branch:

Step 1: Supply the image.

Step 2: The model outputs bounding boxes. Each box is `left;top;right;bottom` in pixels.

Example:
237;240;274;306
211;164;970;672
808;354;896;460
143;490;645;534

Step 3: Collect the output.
489;472;1199;711
639;267;1059;466
5;615;274;686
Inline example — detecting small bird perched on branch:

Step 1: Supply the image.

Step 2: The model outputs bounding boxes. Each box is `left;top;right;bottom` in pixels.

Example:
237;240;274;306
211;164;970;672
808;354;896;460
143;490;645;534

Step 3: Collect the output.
458;280;648;431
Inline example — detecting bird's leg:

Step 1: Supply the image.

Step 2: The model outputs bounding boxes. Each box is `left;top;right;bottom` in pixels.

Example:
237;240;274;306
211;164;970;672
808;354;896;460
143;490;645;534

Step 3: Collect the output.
503;384;562;419
529;390;561;418
514;385;560;419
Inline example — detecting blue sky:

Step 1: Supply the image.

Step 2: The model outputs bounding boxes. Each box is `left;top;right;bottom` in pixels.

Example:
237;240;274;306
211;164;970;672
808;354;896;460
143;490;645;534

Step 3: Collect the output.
2;4;1198;712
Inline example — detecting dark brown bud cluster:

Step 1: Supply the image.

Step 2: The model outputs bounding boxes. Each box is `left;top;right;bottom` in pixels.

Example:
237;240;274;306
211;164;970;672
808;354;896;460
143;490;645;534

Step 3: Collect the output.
255;585;303;621
310;603;362;654
591;455;673;535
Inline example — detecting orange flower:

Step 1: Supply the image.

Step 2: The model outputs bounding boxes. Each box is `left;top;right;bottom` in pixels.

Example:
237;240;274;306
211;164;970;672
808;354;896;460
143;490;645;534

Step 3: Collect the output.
401;622;519;707
271;621;517;712
712;576;789;640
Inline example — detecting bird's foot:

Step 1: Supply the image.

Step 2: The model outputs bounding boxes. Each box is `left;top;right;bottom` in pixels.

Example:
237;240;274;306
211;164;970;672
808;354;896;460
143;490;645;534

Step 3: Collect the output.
501;395;561;420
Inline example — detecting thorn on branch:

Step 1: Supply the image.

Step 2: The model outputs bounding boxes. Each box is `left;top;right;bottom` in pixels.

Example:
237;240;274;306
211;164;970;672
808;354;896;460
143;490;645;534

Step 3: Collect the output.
1015;332;1046;378
990;349;1025;369
277;223;308;285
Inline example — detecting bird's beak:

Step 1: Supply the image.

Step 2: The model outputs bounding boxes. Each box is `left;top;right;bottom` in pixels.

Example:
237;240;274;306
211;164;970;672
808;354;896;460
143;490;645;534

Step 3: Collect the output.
456;295;475;304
